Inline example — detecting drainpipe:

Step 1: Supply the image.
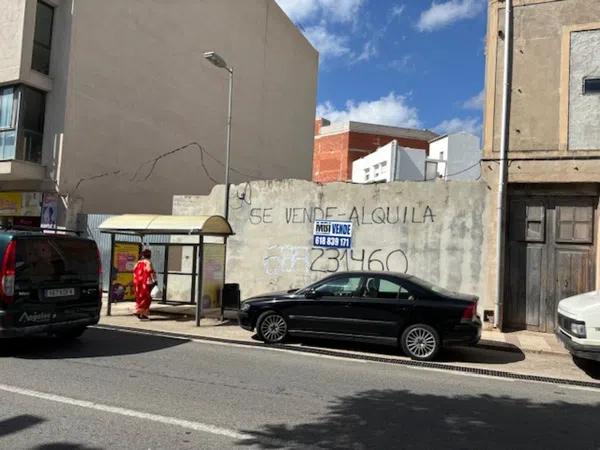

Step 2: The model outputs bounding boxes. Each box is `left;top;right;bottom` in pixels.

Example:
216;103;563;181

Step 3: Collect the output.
494;0;513;329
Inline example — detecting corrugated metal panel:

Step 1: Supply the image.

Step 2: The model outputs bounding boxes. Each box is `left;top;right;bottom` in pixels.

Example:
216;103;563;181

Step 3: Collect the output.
78;214;170;288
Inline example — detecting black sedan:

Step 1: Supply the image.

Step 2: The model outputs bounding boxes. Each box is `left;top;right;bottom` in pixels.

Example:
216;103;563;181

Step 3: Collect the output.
239;272;482;361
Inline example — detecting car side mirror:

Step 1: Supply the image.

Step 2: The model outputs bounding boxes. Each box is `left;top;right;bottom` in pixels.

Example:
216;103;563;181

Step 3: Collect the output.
287;288;299;294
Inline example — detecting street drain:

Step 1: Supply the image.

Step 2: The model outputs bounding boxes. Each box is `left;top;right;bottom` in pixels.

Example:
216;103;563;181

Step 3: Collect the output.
93;325;600;389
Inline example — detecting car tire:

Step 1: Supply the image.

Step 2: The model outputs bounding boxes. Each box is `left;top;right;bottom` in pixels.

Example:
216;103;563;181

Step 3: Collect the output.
400;324;441;361
256;311;288;344
55;326;87;340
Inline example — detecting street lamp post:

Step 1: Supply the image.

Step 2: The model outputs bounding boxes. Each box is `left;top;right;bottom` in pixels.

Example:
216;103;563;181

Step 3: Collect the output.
203;51;233;221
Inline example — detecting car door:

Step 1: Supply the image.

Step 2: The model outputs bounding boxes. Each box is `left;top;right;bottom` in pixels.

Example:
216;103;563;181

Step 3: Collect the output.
291;275;365;335
339;275;415;340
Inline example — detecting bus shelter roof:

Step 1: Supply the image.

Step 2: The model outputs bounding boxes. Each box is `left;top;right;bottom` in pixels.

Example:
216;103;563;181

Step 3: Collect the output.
98;214;234;237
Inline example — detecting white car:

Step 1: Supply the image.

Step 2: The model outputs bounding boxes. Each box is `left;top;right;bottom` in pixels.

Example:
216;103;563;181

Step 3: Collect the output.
557;291;600;362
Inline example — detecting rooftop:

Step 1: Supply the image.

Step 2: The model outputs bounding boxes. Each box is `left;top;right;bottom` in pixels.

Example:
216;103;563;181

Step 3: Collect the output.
315;119;439;142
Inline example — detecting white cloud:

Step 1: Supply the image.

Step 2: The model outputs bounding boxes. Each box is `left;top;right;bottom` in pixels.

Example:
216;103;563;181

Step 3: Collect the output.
391;4;406;18
304;25;351;60
317;92;421;128
275;0;319;23
435;117;482;135
319;0;365;23
463;89;485;110
353;40;378;63
388;55;413;72
275;0;364;24
417;0;485;32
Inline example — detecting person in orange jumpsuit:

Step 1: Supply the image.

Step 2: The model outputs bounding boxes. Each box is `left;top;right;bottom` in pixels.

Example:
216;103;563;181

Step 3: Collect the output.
133;249;156;320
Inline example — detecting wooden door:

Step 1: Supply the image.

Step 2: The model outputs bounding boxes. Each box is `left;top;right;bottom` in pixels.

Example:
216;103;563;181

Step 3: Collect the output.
505;196;596;332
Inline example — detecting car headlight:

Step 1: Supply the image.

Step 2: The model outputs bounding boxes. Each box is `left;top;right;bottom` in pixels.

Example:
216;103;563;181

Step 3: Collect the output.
570;321;587;338
240;302;251;312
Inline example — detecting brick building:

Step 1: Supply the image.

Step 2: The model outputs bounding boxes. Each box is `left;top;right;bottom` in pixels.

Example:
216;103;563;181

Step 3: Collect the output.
312;118;438;183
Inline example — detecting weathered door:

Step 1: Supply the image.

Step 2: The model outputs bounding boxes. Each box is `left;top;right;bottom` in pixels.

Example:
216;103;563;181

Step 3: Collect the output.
505;196;596;332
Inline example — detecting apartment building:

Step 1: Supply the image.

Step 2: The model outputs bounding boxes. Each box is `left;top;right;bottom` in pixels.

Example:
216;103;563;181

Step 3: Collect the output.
313;118;437;183
482;0;600;331
0;0;318;227
351;140;426;183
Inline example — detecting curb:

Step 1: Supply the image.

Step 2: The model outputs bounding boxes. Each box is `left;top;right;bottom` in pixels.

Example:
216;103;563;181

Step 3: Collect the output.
477;339;569;357
93;324;600;390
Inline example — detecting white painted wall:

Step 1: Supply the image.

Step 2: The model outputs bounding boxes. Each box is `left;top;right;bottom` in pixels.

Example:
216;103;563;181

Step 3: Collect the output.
428;133;481;181
0;0;26;84
352;141;425;183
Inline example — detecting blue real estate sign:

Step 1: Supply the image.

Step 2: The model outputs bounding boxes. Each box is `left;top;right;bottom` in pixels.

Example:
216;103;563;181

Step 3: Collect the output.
313;220;353;249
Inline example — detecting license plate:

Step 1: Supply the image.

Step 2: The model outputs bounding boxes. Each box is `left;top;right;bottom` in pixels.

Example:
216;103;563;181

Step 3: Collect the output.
46;288;75;298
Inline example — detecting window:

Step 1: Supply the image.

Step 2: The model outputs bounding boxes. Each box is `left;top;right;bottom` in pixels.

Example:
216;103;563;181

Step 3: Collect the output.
583;77;600;95
439;151;445;161
16;237;100;286
380;161;387;168
0;86;17;159
32;1;54;75
20;87;46;164
365;174;370;181
363;277;410;300
314;276;362;297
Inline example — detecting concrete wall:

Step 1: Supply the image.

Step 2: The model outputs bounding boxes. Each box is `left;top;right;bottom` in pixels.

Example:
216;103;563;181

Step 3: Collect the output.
396;147;425;181
569;29;600;150
0;0;26;84
484;0;600;157
445;133;481;181
173;180;491;310
52;0;317;214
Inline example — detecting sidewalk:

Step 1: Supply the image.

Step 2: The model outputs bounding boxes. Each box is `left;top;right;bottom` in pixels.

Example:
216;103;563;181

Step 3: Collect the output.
100;301;568;356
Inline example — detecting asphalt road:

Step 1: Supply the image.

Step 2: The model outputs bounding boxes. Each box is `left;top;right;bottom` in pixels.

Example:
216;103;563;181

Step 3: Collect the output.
0;328;599;449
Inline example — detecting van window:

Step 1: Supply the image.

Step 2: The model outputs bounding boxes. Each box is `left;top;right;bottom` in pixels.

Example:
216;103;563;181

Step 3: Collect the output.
15;237;99;284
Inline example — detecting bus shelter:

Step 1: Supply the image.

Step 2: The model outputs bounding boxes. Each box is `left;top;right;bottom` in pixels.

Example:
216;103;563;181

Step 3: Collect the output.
99;214;234;326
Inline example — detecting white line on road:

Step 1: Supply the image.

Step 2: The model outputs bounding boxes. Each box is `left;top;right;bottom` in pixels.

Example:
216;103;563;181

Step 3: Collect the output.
0;382;252;442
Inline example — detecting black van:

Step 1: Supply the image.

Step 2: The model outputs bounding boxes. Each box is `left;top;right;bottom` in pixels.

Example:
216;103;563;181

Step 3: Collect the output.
0;230;102;338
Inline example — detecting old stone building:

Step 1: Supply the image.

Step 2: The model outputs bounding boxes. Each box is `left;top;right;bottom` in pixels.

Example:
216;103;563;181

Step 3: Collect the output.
483;0;600;331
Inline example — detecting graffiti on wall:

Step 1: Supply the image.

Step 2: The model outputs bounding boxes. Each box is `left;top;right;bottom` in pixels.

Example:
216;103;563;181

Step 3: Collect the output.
263;245;409;277
249;205;435;226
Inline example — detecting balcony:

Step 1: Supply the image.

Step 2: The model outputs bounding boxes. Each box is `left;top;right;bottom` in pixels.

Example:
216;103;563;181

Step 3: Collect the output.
0;159;46;181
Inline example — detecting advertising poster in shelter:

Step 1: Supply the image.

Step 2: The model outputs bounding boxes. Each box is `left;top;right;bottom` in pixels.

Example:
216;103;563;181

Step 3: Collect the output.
201;243;226;317
111;242;141;302
41;193;58;228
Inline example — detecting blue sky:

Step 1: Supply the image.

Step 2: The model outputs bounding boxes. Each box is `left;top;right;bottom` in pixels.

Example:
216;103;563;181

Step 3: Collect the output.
274;0;488;137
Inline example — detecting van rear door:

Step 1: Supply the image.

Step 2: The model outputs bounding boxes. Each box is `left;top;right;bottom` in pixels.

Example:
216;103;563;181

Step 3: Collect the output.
12;236;101;328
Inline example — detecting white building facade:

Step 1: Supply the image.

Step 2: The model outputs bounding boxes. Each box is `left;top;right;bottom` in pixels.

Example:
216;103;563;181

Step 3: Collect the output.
351;140;426;183
427;133;481;181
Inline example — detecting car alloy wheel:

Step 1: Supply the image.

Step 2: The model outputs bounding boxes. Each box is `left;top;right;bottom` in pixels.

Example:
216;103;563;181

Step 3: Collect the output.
259;313;288;344
402;324;440;361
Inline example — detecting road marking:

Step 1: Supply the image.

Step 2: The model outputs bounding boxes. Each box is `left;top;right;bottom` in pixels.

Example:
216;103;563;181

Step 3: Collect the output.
0;382;252;441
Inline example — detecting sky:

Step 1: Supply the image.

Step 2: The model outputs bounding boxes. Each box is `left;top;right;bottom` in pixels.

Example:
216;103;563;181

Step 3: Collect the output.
274;0;488;138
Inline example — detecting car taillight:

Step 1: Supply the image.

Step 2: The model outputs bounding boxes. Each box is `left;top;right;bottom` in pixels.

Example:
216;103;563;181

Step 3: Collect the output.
96;246;103;297
0;240;16;305
462;302;477;321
